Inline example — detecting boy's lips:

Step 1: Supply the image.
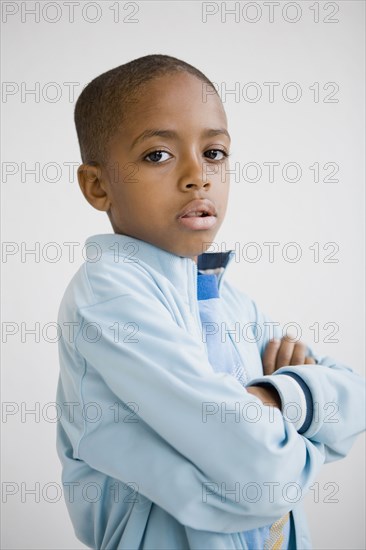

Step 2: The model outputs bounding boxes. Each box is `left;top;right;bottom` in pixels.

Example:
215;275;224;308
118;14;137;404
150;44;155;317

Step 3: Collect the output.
177;199;217;231
177;198;217;218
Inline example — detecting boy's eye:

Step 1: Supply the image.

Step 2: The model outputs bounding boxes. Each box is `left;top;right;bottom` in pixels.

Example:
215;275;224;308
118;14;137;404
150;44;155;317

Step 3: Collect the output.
143;148;229;164
144;150;172;163
204;149;228;161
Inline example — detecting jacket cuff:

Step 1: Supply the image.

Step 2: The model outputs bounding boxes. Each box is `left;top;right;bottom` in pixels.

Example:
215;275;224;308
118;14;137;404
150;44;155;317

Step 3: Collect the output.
246;373;312;432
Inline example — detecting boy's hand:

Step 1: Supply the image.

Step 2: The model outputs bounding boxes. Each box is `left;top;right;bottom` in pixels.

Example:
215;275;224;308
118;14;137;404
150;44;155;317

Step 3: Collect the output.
246;337;316;410
263;336;316;375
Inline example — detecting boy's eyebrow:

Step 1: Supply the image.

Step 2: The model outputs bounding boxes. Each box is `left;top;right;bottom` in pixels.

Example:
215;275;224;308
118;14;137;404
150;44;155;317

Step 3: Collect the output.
130;128;231;150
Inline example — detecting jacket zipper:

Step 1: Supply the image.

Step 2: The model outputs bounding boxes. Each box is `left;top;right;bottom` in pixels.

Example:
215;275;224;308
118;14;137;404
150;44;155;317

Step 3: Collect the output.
189;253;250;385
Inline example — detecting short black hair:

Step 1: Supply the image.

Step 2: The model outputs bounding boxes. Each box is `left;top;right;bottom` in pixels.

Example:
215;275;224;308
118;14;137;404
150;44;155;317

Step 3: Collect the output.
74;54;219;166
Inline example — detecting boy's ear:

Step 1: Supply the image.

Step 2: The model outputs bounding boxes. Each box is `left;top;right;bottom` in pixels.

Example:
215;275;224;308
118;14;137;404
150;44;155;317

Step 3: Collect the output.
77;163;111;212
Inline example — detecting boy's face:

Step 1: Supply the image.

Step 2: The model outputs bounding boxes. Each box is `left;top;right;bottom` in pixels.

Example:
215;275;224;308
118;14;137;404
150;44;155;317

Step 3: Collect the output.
78;71;231;260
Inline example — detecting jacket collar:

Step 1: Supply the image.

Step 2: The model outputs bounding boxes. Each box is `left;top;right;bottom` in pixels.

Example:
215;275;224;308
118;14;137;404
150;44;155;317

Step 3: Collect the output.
197;249;233;272
85;233;235;298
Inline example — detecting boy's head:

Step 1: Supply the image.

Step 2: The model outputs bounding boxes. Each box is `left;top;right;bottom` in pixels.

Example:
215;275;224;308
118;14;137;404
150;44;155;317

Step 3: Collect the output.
75;54;231;260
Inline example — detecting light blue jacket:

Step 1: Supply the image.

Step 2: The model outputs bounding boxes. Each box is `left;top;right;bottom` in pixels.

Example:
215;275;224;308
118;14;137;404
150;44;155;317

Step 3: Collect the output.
56;233;365;549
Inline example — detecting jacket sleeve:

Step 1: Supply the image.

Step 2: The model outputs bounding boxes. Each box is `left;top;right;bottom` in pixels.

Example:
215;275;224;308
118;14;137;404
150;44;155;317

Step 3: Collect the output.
242;290;366;464
70;268;327;533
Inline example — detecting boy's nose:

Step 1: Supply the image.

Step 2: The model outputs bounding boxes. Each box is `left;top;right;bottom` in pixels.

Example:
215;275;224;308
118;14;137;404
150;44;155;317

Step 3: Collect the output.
177;155;211;190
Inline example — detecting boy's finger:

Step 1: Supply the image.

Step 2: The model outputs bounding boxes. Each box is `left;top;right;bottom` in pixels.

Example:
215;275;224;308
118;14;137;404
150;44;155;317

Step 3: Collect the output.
275;336;295;370
262;339;281;375
289;341;307;365
305;356;316;364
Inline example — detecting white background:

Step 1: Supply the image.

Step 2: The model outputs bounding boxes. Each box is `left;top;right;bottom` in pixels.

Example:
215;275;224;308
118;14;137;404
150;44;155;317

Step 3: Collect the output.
1;1;365;548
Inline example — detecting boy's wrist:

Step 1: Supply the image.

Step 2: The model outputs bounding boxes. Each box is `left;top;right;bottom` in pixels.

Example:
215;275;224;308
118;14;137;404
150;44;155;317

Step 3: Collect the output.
246;384;282;409
247;374;309;431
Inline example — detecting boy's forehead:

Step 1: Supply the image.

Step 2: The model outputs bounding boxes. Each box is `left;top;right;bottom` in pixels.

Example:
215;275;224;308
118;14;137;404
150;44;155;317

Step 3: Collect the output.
107;73;228;153
128;72;224;114
123;77;226;130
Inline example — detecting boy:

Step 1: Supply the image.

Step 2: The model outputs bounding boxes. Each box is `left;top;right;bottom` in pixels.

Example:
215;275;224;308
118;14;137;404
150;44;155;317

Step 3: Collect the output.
56;54;365;549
